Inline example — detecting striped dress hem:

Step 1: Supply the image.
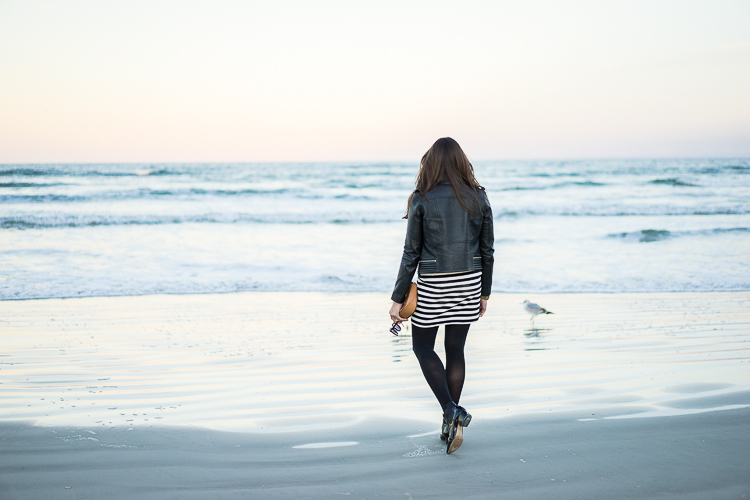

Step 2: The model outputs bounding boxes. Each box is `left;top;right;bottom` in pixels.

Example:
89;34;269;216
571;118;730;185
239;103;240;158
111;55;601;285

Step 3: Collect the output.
410;270;482;328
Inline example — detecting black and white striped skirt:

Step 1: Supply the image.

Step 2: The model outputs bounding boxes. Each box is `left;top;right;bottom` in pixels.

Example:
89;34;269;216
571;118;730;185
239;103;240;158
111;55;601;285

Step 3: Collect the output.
410;270;482;328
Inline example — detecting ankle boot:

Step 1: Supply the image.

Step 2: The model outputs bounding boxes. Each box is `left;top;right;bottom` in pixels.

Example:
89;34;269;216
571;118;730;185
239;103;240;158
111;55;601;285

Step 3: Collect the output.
440;416;449;441
456;405;472;428
445;404;472;455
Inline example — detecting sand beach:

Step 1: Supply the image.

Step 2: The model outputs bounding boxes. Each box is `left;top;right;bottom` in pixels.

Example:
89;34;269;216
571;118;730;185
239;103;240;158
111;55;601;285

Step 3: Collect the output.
2;291;749;498
3;1;750;497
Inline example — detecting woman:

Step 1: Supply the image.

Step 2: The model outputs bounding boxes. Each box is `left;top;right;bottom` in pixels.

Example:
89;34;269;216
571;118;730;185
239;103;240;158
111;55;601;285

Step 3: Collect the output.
389;137;494;454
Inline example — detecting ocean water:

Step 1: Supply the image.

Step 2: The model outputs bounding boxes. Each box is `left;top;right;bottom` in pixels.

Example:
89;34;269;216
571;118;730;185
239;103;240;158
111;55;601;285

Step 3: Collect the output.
1;159;749;299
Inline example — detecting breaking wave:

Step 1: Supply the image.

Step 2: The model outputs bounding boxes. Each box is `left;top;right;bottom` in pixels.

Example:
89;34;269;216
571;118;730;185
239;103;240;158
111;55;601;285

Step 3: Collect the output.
608;227;749;242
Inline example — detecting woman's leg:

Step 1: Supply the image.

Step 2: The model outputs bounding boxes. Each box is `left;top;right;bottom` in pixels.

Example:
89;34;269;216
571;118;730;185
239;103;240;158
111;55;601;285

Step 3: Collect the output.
444;323;470;405
411;324;453;410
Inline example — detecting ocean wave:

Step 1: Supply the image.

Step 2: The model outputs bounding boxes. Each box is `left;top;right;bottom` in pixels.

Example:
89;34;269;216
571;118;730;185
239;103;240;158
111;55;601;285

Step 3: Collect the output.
0;182;65;188
608;229;672;242
486;207;750;216
189;188;293;195
0;168;50;176
0;167;175;177
0;187;301;203
0;213;400;229
499;180;606;191
649;178;698;187
608;227;749;242
3;276;748;300
96;169;173;177
4;207;750;230
1;194;88;203
548;207;750;216
3;159;748;300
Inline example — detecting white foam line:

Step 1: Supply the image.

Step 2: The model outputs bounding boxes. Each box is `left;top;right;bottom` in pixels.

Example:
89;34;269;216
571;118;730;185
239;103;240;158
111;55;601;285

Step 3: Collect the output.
407;430;440;438
602;404;750;420
293;441;359;449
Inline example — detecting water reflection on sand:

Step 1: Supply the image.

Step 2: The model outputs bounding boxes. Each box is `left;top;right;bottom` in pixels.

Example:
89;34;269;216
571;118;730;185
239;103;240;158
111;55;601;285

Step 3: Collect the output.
1;292;749;432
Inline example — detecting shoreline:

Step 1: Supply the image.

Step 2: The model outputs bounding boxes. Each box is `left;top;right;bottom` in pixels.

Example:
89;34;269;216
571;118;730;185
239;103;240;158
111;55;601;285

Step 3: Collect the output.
3;288;749;302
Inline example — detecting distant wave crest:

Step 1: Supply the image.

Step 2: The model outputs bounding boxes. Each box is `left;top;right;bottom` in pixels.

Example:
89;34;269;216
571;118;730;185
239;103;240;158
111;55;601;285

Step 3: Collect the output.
0;213;395;229
0;167;174;177
608;227;749;242
649;178;698;187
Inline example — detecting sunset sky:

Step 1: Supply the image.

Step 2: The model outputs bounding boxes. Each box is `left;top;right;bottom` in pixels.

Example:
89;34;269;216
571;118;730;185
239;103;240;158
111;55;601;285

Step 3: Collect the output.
1;0;749;162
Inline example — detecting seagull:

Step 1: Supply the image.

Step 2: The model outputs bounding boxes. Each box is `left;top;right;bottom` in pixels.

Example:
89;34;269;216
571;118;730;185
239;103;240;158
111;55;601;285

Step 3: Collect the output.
523;300;553;321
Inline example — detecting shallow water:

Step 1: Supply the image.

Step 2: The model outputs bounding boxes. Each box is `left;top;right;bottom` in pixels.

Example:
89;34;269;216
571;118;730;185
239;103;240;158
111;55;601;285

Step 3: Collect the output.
2;292;748;433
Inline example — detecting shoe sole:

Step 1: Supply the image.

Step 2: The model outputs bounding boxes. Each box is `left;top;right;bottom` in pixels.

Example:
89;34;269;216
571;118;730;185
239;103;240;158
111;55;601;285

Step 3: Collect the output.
446;424;463;454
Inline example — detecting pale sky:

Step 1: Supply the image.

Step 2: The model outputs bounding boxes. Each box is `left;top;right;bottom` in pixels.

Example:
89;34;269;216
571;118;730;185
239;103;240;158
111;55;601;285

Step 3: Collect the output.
1;0;749;162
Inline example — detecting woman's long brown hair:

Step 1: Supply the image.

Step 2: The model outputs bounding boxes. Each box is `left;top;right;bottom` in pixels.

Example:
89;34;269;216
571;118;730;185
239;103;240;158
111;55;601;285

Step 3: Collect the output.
404;137;484;218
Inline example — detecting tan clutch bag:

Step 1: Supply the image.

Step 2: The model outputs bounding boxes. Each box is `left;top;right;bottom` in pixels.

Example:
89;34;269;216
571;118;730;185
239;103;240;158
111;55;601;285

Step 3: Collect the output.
400;283;418;318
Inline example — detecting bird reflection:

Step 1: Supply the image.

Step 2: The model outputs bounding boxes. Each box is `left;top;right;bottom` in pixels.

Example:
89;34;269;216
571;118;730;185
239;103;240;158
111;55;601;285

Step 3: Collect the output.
523;326;552;351
524;327;551;338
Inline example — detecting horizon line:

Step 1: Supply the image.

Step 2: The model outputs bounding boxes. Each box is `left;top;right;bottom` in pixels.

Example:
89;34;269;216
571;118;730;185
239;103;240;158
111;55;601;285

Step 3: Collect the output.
2;155;750;166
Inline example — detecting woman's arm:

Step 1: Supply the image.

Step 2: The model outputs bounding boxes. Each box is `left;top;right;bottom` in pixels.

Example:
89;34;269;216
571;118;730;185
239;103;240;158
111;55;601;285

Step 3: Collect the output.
479;192;494;298
390;194;423;303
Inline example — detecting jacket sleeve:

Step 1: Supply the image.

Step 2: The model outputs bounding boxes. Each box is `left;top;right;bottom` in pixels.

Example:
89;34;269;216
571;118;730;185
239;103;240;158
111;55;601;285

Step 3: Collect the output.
391;194;423;303
479;191;494;297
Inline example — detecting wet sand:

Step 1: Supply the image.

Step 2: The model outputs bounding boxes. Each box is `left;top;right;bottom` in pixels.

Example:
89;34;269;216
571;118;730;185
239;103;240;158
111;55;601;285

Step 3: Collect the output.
2;408;749;499
1;291;750;498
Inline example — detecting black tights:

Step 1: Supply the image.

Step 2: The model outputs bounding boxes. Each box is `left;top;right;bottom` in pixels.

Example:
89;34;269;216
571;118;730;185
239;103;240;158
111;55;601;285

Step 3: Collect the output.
411;323;470;411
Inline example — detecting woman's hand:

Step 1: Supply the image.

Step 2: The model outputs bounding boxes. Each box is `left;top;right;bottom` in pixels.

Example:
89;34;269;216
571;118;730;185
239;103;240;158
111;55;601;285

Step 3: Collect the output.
479;298;488;317
389;302;408;323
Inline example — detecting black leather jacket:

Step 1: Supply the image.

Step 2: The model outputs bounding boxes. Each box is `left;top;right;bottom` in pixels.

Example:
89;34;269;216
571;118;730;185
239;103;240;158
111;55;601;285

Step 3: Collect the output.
391;181;494;303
